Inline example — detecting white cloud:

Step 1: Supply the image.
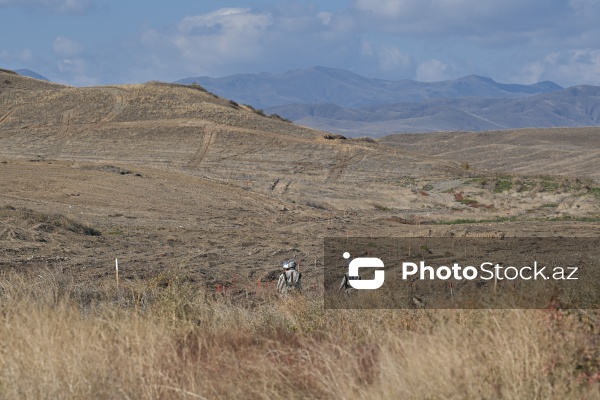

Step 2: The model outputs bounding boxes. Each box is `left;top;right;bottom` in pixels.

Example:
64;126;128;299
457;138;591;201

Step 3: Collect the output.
569;0;600;14
361;41;412;73
354;0;423;20
0;0;95;14
137;7;362;79
554;50;600;85
416;59;448;81
53;36;84;57
56;57;97;86
317;11;332;26
0;49;35;63
378;46;412;72
518;53;559;84
168;8;272;72
518;50;600;86
33;2;600;87
351;0;575;44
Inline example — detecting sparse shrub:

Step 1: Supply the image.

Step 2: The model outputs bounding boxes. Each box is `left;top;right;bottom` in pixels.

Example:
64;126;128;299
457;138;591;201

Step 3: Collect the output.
589;187;600;197
188;82;208;92
323;134;347;140
460;198;479;206
494;177;513;193
0;207;101;236
373;204;391;211
0;68;18;75
269;113;292;123
304;199;328;210
541;203;559;208
540;176;560;192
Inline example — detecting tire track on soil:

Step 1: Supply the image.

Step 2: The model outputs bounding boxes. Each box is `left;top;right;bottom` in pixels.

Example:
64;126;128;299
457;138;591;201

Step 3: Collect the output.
58;110;74;138
188;128;217;167
99;88;127;123
0;109;15;125
327;148;366;181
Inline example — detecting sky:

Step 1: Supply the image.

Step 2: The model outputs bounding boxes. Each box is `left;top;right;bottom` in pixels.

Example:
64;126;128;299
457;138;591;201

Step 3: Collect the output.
1;0;600;87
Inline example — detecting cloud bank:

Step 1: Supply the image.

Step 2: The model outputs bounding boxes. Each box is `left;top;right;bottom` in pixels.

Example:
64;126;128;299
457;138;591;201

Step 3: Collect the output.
0;0;96;14
6;0;600;86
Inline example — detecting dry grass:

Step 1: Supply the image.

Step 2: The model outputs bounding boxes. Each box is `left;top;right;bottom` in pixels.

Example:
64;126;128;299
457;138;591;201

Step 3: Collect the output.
1;69;600;399
1;269;600;399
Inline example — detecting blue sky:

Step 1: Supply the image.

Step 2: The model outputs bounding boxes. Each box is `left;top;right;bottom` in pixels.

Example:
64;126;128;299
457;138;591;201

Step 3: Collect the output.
1;0;600;87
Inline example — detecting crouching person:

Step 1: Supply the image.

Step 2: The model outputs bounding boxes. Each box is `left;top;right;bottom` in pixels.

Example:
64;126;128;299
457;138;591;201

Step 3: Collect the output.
339;253;360;296
277;260;302;295
339;272;361;296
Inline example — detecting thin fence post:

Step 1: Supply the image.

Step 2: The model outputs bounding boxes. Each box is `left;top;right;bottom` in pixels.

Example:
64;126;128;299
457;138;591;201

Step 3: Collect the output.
314;255;317;291
115;258;119;289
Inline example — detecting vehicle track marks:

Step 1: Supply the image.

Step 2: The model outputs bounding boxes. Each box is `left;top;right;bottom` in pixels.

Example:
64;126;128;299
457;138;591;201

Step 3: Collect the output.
327;148;366;181
58;110;74;138
189;129;217;167
100;88;127;123
0;109;15;125
271;178;291;194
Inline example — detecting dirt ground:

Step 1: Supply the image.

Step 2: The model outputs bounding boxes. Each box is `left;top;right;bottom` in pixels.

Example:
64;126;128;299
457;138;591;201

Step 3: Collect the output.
1;71;599;291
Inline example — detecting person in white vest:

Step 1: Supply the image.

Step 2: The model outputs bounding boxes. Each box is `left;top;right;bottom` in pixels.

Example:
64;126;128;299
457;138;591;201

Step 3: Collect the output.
277;259;302;294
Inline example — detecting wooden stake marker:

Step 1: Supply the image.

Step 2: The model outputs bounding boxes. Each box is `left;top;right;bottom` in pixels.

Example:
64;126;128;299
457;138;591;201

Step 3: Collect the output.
115;258;119;289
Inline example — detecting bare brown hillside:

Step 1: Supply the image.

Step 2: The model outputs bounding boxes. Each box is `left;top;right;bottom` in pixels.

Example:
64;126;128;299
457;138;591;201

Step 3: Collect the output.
381;128;600;182
0;70;599;287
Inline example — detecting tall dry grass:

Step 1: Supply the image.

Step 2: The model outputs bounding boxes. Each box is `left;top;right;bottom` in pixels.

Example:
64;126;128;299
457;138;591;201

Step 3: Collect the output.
1;268;600;399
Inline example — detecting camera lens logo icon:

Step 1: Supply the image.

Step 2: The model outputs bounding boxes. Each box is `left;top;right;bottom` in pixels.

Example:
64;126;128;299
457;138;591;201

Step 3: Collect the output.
344;252;385;290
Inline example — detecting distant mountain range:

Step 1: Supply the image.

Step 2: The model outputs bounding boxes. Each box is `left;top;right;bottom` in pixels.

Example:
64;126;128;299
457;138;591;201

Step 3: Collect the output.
175;66;562;109
266;85;600;136
176;67;600;137
13;69;49;81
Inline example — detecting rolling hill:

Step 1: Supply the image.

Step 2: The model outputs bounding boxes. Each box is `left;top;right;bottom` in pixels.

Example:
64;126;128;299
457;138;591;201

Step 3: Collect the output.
0;68;598;286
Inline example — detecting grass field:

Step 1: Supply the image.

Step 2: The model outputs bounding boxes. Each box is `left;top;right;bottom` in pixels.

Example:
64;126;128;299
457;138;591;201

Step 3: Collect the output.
1;269;600;399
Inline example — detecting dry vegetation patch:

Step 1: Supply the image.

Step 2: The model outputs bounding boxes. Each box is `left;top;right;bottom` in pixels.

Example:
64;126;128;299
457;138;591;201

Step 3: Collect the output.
1;270;600;399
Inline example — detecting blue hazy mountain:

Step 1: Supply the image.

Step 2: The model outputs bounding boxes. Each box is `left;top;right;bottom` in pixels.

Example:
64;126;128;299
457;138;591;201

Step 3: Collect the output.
175;66;562;109
13;69;49;81
174;67;600;137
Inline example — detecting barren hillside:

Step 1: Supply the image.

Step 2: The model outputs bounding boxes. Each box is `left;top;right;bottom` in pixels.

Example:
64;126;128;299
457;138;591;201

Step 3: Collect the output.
0;70;599;287
380;128;600;182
